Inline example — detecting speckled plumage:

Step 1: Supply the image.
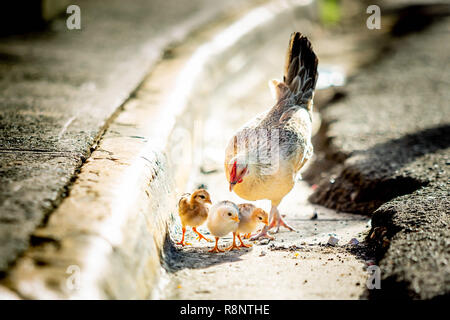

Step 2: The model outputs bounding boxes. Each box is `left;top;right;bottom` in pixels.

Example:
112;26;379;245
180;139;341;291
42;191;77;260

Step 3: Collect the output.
225;32;318;205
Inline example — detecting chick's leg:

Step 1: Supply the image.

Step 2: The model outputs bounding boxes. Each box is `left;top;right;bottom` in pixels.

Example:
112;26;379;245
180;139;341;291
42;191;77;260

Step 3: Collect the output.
226;232;240;251
192;227;212;242
237;233;252;248
209;237;224;253
176;226;191;246
268;205;296;233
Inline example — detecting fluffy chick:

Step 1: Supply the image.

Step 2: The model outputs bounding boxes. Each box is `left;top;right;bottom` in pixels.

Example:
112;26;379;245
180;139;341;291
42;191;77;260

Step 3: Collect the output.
207;200;240;253
226;203;269;251
177;189;212;246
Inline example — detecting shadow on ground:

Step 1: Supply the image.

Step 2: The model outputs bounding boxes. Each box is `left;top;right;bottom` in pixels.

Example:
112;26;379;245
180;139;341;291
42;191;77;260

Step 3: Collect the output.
162;235;250;272
309;124;450;214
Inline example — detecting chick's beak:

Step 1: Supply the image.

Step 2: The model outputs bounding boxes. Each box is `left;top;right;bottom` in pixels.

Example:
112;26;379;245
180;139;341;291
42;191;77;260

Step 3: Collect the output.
263;219;269;226
206;199;212;204
232;216;240;222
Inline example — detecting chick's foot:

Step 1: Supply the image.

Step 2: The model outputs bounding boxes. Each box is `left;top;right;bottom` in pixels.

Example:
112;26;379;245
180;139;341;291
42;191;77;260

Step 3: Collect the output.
209;237;225;253
192;227;212;242
226;233;241;251
176;227;192;246
176;240;192;246
237;234;252;248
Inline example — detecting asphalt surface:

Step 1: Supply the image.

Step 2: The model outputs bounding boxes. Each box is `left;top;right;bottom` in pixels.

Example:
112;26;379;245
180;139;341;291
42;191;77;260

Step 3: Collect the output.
0;0;248;274
307;9;450;299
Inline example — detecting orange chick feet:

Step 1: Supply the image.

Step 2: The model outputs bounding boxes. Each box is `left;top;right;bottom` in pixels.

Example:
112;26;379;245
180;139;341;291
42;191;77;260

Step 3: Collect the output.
237;233;252;248
176;227;192;246
192;227;212;242
209;237;225;253
225;233;241;251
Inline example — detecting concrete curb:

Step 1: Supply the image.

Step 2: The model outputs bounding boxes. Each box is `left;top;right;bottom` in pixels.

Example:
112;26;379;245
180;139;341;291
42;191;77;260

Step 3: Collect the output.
0;0;252;275
1;0;314;299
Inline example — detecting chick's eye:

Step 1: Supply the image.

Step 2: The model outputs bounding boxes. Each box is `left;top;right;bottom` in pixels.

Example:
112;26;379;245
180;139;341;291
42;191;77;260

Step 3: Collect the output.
258;217;262;220
228;212;232;216
199;195;205;199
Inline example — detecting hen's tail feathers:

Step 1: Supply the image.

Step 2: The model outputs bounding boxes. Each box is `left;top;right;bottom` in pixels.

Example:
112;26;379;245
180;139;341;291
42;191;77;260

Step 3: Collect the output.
277;32;318;122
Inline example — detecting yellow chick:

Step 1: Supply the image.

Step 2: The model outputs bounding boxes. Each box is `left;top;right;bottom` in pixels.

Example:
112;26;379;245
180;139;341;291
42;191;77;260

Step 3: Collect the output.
226;203;269;251
177;189;212;246
207;200;240;253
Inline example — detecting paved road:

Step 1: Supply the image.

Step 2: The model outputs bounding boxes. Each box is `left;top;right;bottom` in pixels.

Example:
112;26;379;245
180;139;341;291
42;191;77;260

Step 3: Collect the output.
309;6;450;299
0;0;248;273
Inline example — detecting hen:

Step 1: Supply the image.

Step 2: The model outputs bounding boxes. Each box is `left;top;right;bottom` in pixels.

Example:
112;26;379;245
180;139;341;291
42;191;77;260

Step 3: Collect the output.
224;32;318;240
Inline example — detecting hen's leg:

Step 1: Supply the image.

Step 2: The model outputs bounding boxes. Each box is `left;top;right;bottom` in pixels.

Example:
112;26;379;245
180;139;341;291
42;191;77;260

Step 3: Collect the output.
249;225;274;241
269;205;296;233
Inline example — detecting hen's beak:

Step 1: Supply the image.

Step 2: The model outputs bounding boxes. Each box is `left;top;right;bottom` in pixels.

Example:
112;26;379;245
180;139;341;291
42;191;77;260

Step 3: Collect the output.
229;182;236;192
232;216;240;222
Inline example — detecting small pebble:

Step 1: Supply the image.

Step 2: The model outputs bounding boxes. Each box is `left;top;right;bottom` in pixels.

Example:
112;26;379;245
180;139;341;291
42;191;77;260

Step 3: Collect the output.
327;236;339;246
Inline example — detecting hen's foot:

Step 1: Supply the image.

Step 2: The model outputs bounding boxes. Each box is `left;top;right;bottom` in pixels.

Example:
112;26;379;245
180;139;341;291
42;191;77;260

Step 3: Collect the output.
269;215;296;233
250;226;275;241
